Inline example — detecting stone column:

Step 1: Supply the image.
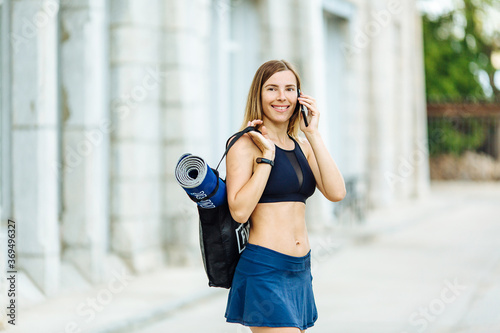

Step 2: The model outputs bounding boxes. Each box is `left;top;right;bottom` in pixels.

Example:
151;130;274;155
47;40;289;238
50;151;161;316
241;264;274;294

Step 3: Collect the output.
59;0;109;283
1;0;12;222
383;1;430;200
402;3;430;198
367;0;399;208
11;0;61;295
411;4;431;196
260;0;296;61
296;0;334;230
109;0;165;272
162;0;213;265
395;2;413;199
1;1;13;321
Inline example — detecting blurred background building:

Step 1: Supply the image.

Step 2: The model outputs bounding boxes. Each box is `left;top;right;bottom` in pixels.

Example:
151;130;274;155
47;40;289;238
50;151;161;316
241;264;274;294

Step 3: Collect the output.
0;0;429;305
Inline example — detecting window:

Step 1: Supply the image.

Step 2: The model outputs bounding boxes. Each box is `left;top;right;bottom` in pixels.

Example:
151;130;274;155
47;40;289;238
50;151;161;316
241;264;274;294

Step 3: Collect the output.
323;10;350;171
210;0;232;159
229;0;261;128
209;0;262;171
323;2;368;223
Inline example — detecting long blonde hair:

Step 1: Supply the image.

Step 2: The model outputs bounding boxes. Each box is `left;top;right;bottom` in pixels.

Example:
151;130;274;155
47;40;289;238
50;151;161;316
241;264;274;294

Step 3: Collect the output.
240;60;302;139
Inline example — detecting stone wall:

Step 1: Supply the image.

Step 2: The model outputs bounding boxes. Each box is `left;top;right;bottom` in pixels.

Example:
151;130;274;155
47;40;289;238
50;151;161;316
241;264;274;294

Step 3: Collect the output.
60;0;109;284
0;0;430;300
430;152;500;180
10;0;61;296
109;0;165;273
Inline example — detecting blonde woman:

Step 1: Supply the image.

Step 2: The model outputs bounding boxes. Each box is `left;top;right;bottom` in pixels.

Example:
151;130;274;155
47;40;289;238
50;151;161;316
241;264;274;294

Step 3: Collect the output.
224;60;346;333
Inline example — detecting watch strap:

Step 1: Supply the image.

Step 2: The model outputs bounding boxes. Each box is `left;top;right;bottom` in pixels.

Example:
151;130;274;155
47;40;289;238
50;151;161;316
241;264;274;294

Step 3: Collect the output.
256;157;274;167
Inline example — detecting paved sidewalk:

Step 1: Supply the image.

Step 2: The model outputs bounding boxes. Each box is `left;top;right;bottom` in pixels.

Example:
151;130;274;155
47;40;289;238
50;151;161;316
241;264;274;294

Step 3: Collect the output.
3;265;222;333
134;181;500;333
3;181;500;333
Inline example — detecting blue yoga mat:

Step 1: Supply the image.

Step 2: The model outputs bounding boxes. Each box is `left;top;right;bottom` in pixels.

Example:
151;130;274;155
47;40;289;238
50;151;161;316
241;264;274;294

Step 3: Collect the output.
175;153;227;209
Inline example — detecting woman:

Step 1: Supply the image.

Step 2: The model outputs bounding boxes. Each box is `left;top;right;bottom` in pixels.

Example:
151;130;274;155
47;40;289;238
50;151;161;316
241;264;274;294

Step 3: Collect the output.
224;60;346;332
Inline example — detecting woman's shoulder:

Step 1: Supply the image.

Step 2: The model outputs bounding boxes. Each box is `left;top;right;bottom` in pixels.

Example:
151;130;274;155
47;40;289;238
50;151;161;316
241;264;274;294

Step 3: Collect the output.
227;133;259;157
295;136;312;158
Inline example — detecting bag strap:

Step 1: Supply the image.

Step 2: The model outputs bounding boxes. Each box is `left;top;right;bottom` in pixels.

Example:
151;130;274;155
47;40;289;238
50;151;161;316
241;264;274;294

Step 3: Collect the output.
189;126;259;203
215;126;259;171
187;169;221;203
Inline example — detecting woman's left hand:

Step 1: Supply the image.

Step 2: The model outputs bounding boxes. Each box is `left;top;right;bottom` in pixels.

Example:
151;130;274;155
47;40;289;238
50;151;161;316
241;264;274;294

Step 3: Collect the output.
298;93;320;134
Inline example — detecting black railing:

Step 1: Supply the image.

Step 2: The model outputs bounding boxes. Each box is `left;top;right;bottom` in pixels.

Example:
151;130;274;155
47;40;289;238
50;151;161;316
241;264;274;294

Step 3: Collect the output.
427;103;500;160
333;176;367;226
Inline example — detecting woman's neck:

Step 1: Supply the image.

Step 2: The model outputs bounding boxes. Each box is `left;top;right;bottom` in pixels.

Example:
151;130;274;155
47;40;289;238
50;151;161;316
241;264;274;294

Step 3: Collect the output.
262;119;290;145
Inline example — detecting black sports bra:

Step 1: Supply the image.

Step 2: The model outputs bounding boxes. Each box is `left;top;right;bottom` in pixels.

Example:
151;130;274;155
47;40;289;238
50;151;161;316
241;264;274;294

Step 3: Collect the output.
259;137;316;204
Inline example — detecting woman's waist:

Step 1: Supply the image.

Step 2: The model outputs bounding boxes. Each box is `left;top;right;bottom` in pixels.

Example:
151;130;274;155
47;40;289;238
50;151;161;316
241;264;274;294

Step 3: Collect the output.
248;224;310;257
247;236;310;257
249;202;309;256
240;243;311;271
251;201;306;222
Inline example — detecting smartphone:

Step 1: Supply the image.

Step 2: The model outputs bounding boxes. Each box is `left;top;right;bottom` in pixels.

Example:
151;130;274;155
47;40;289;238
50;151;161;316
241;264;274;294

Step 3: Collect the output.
297;89;308;127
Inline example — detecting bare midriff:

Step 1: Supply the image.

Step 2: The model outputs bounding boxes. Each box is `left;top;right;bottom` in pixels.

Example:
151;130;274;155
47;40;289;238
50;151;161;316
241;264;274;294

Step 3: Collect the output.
248;201;310;257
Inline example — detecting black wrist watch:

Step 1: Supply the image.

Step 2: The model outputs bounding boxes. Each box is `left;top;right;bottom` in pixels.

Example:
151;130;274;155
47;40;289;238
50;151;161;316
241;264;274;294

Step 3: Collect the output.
256;157;274;167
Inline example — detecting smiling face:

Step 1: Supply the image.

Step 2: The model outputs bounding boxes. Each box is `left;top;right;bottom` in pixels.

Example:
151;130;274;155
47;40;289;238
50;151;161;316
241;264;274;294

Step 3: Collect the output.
260;70;298;126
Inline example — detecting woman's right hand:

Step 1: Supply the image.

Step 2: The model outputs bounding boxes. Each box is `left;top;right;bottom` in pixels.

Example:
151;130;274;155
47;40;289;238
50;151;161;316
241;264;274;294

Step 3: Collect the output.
226;120;275;223
246;119;275;160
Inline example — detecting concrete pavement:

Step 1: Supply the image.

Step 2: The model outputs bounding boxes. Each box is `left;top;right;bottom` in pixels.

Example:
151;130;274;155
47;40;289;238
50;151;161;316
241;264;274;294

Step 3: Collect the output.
3;181;500;333
135;181;500;333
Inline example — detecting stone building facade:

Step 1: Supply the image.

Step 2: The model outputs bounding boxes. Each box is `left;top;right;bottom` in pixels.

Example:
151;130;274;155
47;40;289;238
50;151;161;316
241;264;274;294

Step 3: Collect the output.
0;0;429;304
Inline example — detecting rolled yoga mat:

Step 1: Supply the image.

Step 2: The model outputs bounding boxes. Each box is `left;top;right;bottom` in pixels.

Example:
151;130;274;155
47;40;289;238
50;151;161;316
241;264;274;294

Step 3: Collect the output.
175;153;227;209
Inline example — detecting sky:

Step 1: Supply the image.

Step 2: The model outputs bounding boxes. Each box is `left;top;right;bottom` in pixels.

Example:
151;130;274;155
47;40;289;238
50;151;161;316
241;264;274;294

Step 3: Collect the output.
417;0;456;15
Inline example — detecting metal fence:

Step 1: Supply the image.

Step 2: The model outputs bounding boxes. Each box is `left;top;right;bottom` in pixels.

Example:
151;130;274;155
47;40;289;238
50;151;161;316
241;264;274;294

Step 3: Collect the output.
333;176;367;226
427;103;500;160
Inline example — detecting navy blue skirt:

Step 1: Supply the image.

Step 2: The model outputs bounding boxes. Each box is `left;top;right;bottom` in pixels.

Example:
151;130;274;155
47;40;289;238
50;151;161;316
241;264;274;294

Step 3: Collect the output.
225;243;318;330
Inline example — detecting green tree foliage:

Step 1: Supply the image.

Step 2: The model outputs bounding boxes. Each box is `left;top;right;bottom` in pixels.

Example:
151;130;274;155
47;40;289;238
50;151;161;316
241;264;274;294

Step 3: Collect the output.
423;0;500;156
428;118;487;156
422;0;500;103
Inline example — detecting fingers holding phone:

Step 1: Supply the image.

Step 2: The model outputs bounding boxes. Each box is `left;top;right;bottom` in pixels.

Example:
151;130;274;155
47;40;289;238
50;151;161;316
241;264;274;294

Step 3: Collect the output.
297;89;308;127
297;91;319;132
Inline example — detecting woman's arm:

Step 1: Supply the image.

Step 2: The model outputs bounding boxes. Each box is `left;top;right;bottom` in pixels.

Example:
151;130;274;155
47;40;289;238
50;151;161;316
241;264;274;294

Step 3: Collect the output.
298;94;346;202
226;120;275;223
302;133;346;201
